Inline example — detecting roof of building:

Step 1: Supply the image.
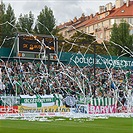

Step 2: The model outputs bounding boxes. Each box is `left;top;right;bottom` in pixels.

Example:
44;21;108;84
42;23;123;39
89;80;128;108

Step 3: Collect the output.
109;1;133;17
85;1;133;27
58;1;133;30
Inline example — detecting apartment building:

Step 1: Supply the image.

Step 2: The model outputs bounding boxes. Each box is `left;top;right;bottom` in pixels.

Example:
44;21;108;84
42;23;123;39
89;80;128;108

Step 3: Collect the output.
58;0;133;43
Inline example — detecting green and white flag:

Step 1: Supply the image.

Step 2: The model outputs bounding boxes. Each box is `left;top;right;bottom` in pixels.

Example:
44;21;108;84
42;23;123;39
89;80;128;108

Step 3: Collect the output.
91;97;115;106
20;95;55;108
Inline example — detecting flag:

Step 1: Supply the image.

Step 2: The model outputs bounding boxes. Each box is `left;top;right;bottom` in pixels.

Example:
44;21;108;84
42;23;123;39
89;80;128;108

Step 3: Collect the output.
91;97;115;106
111;81;116;90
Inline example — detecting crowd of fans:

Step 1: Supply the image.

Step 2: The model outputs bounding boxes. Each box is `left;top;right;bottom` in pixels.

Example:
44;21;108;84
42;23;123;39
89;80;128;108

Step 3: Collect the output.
0;60;133;102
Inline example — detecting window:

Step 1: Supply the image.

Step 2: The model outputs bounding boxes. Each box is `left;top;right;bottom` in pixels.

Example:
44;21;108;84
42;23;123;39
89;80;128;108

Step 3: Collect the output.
105;12;109;16
111;19;115;25
88;27;90;32
102;22;103;27
100;33;103;39
64;31;67;36
115;19;120;24
98;24;100;28
93;25;95;30
94;24;97;30
128;18;133;24
129;29;133;35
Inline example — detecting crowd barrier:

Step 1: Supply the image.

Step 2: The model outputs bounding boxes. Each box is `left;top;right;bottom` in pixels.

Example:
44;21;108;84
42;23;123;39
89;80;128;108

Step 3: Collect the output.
0;95;132;117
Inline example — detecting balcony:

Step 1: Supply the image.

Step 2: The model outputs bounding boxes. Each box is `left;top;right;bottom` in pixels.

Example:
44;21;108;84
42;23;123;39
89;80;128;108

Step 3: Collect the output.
104;26;110;30
95;28;102;32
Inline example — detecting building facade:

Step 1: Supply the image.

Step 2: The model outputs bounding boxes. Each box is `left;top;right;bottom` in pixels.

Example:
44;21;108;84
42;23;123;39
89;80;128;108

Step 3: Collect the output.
58;0;133;43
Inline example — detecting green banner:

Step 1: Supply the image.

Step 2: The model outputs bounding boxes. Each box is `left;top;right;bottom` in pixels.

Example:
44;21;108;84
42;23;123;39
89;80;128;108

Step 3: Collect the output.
20;95;55;108
59;52;133;69
21;98;55;104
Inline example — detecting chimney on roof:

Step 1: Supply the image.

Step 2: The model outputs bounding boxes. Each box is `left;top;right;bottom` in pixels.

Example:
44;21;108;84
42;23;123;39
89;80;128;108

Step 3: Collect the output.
61;22;65;25
108;2;113;10
81;13;85;17
90;14;93;19
126;0;130;7
86;16;90;20
79;13;85;21
115;0;124;8
73;17;77;23
106;3;109;11
99;6;105;13
95;12;99;16
68;19;73;24
105;3;113;11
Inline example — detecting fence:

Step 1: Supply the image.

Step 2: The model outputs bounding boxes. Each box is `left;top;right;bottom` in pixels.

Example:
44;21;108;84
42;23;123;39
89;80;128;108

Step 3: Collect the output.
0;94;132;115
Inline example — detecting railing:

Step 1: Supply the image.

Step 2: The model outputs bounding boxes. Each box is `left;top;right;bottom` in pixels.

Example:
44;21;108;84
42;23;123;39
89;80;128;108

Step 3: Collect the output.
0;95;132;114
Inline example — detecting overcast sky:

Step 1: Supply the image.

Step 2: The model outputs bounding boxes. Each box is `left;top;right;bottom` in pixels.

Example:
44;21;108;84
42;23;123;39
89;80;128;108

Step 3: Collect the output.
3;0;115;25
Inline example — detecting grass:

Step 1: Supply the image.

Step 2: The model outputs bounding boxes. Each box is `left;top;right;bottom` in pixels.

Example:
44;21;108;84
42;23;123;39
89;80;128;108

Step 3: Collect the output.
0;117;132;133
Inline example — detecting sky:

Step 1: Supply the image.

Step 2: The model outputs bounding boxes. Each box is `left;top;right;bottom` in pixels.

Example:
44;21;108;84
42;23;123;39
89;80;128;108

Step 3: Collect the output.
2;0;115;25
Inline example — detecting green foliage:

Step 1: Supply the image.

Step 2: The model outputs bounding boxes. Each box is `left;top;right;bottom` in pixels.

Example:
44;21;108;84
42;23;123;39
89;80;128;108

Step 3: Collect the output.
0;3;57;48
16;11;34;33
110;20;133;57
67;31;95;53
34;6;56;35
55;32;65;52
95;41;109;55
0;3;3;45
62;31;108;55
0;3;16;48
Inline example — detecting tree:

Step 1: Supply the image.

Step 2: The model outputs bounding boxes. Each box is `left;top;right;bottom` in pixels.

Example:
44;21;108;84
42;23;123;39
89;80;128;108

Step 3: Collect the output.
0;2;3;46
63;31;105;54
56;32;65;52
110;20;133;56
0;2;6;46
1;3;16;47
16;11;34;33
66;31;93;53
34;6;56;35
